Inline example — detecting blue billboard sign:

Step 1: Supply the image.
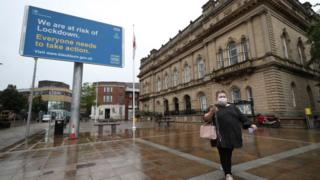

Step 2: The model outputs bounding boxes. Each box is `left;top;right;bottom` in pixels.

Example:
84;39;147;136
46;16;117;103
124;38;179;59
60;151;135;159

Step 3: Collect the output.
20;6;124;67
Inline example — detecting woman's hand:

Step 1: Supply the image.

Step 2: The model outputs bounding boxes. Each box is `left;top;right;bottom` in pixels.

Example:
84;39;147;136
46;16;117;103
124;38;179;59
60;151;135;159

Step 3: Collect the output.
203;105;216;122
250;124;257;131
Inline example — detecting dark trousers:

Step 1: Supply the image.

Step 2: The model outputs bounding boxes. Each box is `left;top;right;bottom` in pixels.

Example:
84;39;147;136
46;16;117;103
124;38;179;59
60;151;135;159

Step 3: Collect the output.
217;147;234;175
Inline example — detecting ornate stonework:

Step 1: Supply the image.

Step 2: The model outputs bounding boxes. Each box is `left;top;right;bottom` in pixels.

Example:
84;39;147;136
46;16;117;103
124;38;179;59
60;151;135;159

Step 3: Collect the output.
138;0;320;126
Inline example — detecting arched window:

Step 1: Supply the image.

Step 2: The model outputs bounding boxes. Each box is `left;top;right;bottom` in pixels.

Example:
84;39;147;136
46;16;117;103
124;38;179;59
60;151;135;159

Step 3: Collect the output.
231;87;241;103
163;99;169;114
173;69;179;86
197;57;205;79
217;48;224;69
246;86;253;101
184;95;192;111
228;41;238;65
241;37;249;61
297;38;306;65
173;97;179;114
198;93;207;111
164;73;169;89
157;77;162;92
281;29;290;59
184;64;191;83
291;82;296;107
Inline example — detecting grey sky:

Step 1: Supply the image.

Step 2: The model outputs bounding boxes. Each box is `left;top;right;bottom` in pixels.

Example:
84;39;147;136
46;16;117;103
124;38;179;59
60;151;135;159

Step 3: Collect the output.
0;0;318;90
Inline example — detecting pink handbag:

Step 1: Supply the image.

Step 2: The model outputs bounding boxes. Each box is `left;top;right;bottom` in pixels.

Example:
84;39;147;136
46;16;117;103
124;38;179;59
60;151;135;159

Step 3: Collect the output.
200;124;217;139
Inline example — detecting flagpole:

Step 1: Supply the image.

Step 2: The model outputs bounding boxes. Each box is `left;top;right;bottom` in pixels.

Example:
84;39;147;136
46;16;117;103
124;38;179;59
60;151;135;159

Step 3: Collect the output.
132;25;136;130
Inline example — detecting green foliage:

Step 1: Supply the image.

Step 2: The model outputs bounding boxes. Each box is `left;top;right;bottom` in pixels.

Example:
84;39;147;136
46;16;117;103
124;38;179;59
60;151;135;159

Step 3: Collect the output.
80;82;96;117
307;21;320;65
0;85;27;113
32;95;47;113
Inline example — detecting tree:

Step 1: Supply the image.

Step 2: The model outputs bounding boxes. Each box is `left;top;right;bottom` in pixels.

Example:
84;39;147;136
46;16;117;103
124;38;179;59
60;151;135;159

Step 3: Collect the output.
307;4;320;66
32;95;47;114
80;82;96;117
0;85;27;113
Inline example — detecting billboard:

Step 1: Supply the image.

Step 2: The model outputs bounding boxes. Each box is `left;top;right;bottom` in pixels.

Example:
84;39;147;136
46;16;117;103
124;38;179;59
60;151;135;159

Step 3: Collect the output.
20;6;124;67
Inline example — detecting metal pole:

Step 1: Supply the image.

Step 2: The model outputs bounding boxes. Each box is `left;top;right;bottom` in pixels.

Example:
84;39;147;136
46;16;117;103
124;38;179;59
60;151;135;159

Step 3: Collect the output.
25;57;38;139
48;88;52;137
95;82;98;123
132;53;136;129
132;24;136;129
70;62;83;138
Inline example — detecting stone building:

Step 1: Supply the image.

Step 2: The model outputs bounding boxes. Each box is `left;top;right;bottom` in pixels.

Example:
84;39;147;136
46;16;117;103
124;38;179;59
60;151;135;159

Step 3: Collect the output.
138;0;320;127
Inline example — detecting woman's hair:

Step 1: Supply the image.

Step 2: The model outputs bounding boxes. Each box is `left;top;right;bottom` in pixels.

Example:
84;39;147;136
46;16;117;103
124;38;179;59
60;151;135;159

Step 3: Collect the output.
215;90;227;99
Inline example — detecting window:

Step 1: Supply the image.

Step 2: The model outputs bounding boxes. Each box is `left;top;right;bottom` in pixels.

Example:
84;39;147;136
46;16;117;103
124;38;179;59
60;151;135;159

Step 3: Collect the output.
184;64;191;83
228;41;238;65
107;87;112;93
164;74;169;89
291;83;296;107
104;95;112;103
217;49;224;68
184;95;192;111
104;87;112;93
173;97;179;113
241;38;249;61
297;38;306;65
173;70;179;86
197;58;205;78
157;77;162;91
231;87;241;103
246;87;253;101
199;94;207;111
281;29;290;59
307;86;315;110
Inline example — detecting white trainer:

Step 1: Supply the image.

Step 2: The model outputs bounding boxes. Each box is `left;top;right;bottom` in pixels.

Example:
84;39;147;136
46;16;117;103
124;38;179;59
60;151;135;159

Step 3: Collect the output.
226;174;234;180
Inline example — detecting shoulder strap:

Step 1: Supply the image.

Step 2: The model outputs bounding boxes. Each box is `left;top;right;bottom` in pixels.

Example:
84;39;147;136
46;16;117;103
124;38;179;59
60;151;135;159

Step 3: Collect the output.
214;112;222;141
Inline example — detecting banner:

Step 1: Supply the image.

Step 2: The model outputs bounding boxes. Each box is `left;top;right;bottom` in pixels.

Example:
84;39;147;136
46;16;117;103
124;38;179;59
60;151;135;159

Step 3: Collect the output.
20;6;124;67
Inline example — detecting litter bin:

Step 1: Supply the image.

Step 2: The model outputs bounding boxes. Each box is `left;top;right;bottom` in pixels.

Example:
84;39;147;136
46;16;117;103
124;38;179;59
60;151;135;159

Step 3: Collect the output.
54;120;64;135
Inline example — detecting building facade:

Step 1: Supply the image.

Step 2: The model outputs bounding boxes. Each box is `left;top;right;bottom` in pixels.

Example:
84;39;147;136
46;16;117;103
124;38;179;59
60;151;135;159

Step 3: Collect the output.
125;83;140;120
139;0;320;126
19;80;72;119
91;82;139;120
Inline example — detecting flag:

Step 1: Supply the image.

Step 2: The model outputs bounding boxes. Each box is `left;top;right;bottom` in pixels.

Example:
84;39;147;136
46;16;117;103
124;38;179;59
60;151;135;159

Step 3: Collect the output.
133;26;136;60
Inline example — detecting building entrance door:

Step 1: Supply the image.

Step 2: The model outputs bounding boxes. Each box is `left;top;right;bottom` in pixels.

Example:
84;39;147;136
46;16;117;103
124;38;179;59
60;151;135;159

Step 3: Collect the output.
105;109;110;119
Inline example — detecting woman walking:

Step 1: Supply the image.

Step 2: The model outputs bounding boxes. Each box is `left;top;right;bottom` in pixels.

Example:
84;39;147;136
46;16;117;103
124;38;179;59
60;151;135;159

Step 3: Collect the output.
203;90;257;180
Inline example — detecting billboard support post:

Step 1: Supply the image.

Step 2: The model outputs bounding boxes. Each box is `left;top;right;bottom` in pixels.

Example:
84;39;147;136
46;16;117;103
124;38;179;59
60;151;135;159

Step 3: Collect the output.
25;57;38;140
70;62;83;138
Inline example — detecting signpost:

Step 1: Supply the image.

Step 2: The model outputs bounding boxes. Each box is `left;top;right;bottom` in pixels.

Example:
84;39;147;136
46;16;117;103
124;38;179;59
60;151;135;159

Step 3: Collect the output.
20;6;124;139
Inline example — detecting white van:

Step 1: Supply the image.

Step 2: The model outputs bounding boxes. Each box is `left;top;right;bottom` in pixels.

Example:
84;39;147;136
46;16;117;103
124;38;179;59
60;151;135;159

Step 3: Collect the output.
42;114;52;122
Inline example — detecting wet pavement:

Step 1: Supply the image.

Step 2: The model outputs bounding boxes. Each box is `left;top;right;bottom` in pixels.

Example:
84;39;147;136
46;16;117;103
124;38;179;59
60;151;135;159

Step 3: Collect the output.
0;121;319;180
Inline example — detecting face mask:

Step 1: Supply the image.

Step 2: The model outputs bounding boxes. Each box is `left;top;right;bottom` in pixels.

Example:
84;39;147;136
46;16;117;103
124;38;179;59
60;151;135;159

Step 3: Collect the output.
217;97;228;106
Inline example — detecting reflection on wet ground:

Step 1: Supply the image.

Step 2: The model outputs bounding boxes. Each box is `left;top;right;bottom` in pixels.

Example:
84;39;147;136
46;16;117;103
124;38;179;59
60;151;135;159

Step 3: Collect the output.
0;121;319;180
